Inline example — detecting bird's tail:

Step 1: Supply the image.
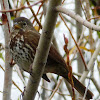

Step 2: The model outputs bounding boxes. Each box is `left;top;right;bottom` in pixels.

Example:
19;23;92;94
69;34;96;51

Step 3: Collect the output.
46;63;93;99
64;75;93;100
73;76;93;100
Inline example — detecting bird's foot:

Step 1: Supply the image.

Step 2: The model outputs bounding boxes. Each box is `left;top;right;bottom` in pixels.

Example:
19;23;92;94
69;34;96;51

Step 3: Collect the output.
20;86;26;99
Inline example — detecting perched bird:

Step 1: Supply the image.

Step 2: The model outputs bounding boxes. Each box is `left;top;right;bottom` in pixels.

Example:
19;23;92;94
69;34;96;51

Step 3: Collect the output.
9;17;93;100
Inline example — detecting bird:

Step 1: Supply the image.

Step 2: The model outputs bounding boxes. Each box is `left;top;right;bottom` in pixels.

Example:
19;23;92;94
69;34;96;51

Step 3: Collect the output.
9;17;93;100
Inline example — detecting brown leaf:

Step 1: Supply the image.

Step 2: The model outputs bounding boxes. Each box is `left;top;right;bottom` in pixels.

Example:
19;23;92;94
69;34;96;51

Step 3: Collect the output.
1;14;7;25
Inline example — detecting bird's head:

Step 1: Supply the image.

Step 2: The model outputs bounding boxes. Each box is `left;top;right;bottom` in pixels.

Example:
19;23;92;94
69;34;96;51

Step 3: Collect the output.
13;17;33;31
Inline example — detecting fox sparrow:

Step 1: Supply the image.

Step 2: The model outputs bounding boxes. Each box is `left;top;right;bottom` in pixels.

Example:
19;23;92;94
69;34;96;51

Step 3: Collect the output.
9;17;93;100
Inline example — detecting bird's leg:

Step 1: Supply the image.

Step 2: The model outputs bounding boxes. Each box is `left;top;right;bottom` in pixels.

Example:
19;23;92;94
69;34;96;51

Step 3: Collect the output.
28;64;50;82
20;86;26;99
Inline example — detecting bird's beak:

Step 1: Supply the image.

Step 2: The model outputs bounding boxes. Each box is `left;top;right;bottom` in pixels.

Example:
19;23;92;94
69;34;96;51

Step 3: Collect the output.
14;23;21;29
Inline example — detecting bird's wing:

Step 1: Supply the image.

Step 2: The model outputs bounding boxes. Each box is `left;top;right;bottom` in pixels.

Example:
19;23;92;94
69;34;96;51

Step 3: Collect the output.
24;30;66;66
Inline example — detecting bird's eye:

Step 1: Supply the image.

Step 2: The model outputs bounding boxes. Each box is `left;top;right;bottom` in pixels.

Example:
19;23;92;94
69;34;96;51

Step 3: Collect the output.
23;22;27;26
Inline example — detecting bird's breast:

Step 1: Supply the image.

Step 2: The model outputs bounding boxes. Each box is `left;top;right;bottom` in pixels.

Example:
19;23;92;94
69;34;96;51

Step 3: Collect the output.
9;33;35;72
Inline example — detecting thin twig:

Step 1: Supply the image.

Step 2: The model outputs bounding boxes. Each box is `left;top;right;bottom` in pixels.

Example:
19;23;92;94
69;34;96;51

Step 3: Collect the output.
41;85;69;96
87;16;100;21
80;44;100;83
33;0;44;24
83;63;94;99
59;13;88;70
0;0;42;13
0;65;22;92
26;0;42;29
48;78;63;100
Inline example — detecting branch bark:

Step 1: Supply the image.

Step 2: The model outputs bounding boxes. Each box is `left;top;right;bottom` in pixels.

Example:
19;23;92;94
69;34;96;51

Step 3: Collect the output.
22;0;62;100
55;6;100;31
1;0;12;100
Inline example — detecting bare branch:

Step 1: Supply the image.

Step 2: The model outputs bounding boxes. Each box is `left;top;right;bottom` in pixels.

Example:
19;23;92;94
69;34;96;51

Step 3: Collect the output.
0;0;42;13
1;0;12;100
22;0;62;100
26;0;42;29
55;6;100;31
0;65;22;93
79;44;100;83
49;78;63;100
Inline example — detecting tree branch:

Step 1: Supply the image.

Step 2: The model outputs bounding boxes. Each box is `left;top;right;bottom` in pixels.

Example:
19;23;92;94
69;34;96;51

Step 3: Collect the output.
55;6;100;31
22;0;62;100
1;0;12;100
79;44;100;83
